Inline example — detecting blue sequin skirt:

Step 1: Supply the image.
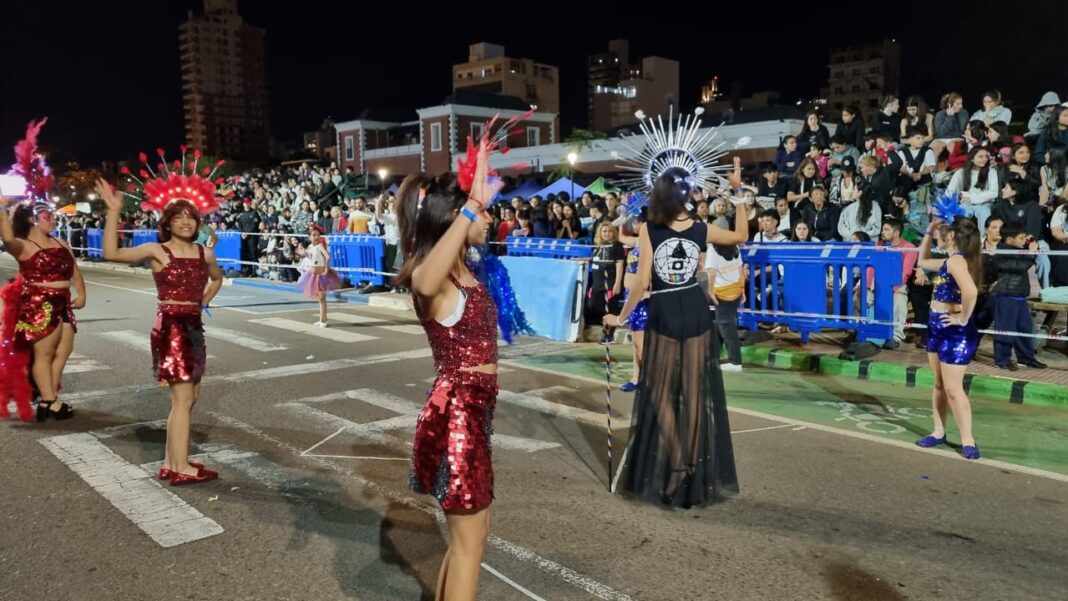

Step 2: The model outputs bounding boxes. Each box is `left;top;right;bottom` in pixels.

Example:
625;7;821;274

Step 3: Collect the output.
926;310;978;365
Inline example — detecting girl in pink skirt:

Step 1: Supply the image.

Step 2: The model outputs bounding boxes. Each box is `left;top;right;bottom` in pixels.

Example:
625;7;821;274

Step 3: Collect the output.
297;224;342;326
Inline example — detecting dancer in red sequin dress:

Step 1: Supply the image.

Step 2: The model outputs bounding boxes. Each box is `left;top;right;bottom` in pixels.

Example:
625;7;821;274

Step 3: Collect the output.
0;119;86;422
94;147;224;486
395;139;498;601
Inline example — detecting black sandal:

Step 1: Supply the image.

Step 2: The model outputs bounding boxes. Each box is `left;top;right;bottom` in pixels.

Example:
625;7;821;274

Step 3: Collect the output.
36;400;74;422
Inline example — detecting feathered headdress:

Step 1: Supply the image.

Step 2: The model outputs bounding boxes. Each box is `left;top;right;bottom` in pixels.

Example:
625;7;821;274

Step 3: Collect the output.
932;193;967;223
613;107;732;193
621;192;648;220
120;146;226;214
9;118;55;208
456;108;535;201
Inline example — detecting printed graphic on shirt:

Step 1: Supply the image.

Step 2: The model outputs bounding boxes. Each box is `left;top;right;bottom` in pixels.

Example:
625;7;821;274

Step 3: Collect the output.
653;237;701;285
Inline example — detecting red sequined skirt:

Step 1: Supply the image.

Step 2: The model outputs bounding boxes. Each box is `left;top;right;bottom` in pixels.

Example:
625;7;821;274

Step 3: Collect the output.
15;284;77;343
151;304;205;384
409;372;498;511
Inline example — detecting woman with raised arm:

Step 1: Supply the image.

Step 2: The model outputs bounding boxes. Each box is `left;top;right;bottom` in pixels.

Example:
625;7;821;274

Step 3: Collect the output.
915;197;983;460
96;145;224;485
605;111;748;507
0;119;85;422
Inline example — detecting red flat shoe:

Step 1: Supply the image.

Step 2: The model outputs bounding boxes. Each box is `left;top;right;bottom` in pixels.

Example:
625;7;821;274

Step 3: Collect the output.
158;461;206;481
169;466;218;486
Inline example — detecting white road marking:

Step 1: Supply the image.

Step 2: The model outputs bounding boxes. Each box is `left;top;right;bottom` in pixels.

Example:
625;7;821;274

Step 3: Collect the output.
65;353;111;374
249;317;378;343
329;312;425;336
40;433;223;548
204;326;288;352
98;330;216;359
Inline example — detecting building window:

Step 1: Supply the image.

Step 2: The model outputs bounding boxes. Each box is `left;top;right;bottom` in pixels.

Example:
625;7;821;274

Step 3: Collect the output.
430;122;442;152
471;122;484;140
526;127;539;147
344;135;354;161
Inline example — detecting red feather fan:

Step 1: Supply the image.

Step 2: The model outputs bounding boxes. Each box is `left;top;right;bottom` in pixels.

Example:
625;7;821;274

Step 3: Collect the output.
0;278;33;422
11;118;54;201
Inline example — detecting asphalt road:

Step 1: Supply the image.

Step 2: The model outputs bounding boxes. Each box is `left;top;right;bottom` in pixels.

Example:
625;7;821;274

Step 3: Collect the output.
1;263;1065;601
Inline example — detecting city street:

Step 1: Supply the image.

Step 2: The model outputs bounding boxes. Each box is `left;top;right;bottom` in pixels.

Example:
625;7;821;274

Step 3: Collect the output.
2;264;1066;601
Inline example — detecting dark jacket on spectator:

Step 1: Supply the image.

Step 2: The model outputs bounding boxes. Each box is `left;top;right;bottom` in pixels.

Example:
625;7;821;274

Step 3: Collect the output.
758;178;789;201
1035;128;1068;165
934;109;969;139
996;198;1045;240
837;120;865;150
859;153;903;211
991;242;1035;297
797;125;831;151
774;149;805;178
801;202;842;242
872;111;899;136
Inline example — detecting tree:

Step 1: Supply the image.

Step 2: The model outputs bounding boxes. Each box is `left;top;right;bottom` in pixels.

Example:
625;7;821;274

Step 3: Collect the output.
54;162;104;207
548;129;608;182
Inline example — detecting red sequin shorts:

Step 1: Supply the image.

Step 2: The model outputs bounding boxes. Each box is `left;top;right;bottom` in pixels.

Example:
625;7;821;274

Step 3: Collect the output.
15;284;77;343
151;304;205;384
409;372;498;511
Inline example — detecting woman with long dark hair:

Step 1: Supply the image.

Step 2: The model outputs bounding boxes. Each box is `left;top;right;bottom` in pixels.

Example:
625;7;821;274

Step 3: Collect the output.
947;146;999;237
899;96;934;143
604;158;747;507
97;166;225;484
395;141;499;601
837;186;882;241
916;215;983;459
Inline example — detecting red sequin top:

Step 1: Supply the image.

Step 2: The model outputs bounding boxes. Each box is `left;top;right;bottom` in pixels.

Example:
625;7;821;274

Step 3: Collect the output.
419;275;498;377
154;244;208;303
18;242;75;283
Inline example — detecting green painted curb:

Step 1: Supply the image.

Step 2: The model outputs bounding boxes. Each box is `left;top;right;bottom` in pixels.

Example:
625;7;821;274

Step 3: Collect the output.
737;345;1068;410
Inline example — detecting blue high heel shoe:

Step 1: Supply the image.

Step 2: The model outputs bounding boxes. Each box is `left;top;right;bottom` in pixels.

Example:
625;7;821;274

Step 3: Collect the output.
620;381;639;393
916;434;947;448
961;445;981;460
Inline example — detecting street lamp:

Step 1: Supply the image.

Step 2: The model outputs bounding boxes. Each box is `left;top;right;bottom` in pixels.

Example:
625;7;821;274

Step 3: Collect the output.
88;193;97;201
377;168;388;196
566;152;578;201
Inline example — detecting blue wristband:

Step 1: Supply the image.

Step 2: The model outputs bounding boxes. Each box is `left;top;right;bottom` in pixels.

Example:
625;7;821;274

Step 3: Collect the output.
460;206;478;222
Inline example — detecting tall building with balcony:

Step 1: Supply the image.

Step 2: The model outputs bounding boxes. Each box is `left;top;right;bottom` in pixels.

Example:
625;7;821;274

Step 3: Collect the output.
820;40;901;117
179;0;270;162
588;40;679;131
452;43;559;113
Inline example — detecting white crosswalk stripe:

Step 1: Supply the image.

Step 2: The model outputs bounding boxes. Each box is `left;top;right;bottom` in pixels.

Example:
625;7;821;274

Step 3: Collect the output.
203;326;288;352
65;353;111;374
247;317;378;343
98;330;216;359
329;313;424;336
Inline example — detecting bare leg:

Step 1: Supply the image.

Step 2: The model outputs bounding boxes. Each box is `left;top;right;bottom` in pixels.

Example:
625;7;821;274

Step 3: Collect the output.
31;327;62;407
939;363;975;446
630;331;644;383
163;384;200;471
319;293;327;323
51;323;76;396
165;382;199;475
927;352;948;437
438;507;491;601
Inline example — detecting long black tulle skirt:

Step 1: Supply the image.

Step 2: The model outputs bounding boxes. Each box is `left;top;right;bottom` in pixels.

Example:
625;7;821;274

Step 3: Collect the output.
620;288;738;508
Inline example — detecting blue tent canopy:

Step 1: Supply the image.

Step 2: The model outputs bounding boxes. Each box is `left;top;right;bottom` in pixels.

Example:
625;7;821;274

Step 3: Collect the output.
493;179;543;203
534;177;587;201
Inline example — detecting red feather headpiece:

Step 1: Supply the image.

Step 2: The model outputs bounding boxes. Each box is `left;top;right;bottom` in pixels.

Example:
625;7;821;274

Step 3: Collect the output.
10;118;54;204
456;108;536;195
121;146;225;214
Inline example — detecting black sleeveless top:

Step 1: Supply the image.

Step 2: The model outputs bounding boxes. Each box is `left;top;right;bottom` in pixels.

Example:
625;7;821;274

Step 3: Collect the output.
645;221;713;340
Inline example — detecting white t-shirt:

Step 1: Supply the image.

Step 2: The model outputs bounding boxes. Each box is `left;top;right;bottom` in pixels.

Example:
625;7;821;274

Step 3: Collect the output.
1052;205;1067;233
308;243;328;268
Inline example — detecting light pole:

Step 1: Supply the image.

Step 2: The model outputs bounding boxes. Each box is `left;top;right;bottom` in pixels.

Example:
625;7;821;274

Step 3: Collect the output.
567;152;578;202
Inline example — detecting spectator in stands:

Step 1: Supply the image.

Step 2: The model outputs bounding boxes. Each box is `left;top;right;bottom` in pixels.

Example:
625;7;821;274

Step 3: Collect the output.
870;131;901;168
1001;143;1042;199
880;217;918;348
774;135;803;178
754;209;787;243
531;205;553;238
971;90;1012;126
948;146;999;236
372;195;401;291
605;192;621;219
899;96;934;143
898;125;936;199
557;203;582;240
838;106;866;150
790;220;817;242
758;163;789;201
577;191;593;218
496;205;518;247
998;178;1049;289
774;197;795;237
797;111;830;151
787;158;821;212
711;197;730;229
830;156;860;205
347;197;374;234
990;223;1046;370
587;201;609;243
885;185;913;229
947;120;987;171
1040;142;1068;207
739;188;761;240
1026;91;1062;140
694;200;711;224
985;121;1012;167
586;222;625;332
1035;106;1068;164
293;200;313;235
838;186;882;241
801;185;840;242
511;208;533;238
857;154;898;210
827;134;860;180
872;95;900;136
237;199;262;276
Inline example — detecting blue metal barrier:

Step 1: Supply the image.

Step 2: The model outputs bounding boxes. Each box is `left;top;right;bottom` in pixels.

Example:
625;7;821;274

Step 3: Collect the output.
131;229;159;247
739;242;902;343
86;229;103;258
214;231;242;272
326;234;385;286
505;237;593;260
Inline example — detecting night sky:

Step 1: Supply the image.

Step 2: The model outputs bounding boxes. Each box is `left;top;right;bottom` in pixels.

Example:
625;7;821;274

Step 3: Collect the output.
2;1;1063;166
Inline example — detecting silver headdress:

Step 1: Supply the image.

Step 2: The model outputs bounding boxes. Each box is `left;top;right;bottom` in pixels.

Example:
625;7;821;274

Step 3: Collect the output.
613;107;732;193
